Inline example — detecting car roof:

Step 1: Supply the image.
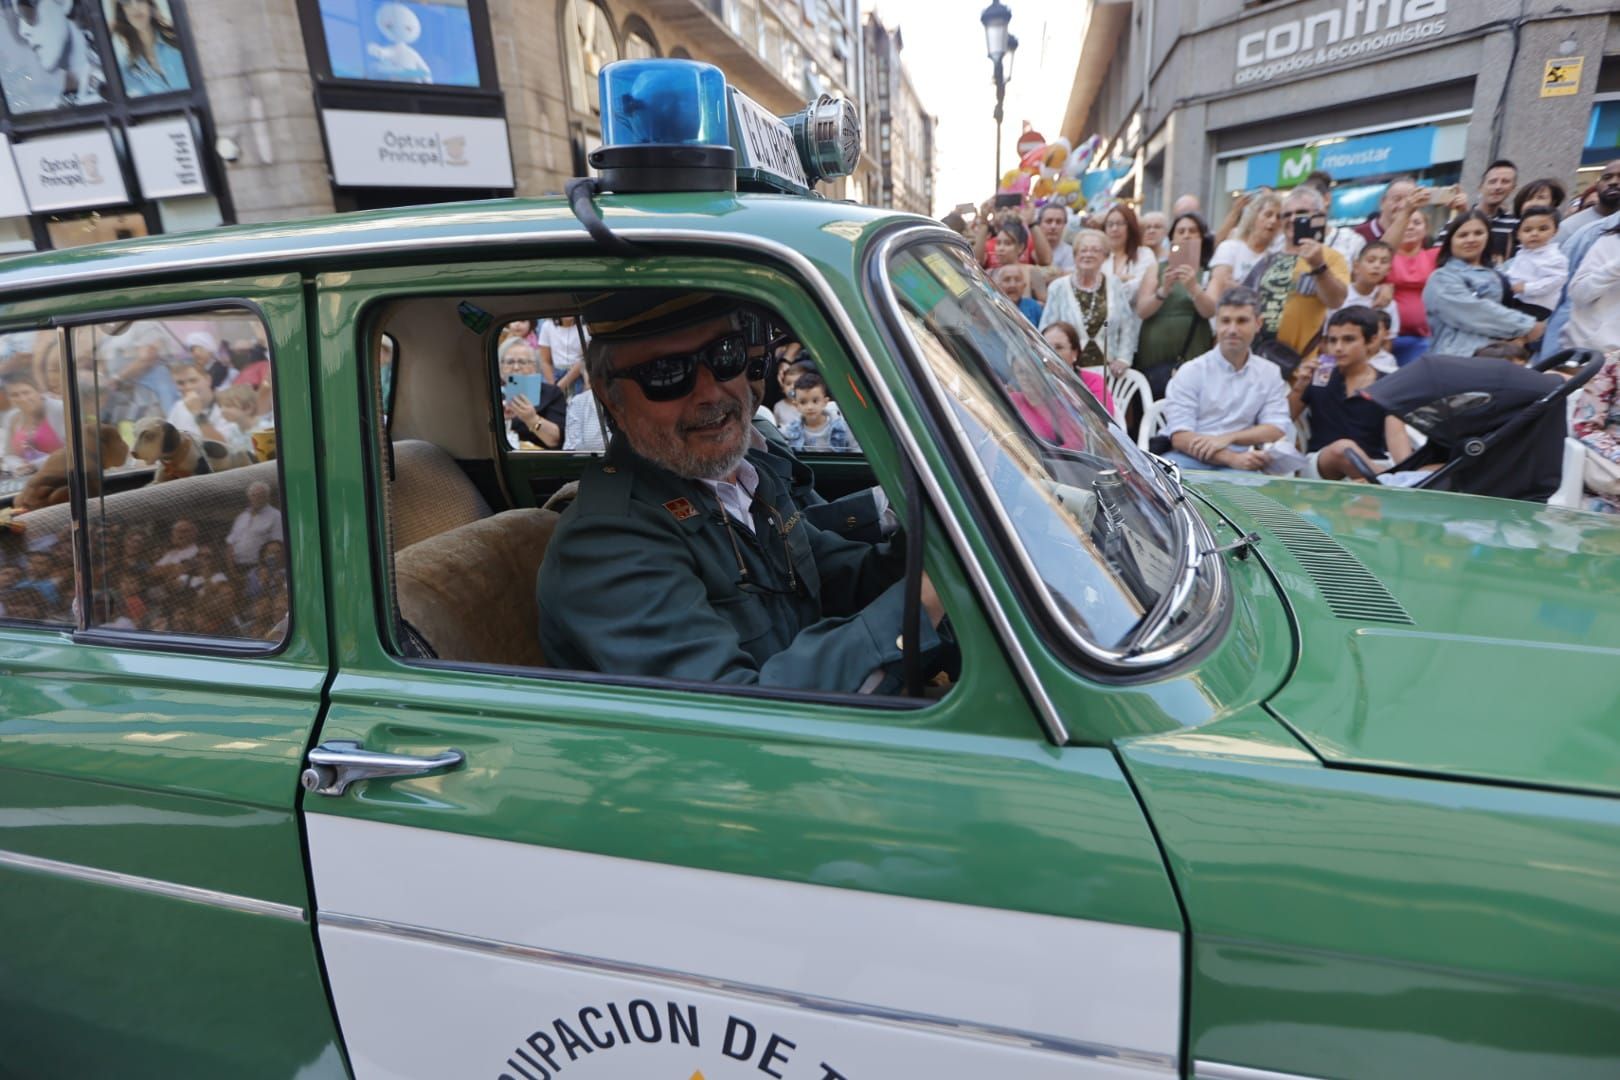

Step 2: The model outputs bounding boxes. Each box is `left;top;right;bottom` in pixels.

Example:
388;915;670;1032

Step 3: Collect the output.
0;192;930;302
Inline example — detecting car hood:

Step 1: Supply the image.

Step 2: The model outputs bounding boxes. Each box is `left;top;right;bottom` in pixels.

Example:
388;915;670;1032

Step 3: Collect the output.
1193;476;1620;799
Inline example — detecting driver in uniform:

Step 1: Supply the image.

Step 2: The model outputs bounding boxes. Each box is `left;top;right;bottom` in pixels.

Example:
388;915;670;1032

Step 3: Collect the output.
537;292;946;692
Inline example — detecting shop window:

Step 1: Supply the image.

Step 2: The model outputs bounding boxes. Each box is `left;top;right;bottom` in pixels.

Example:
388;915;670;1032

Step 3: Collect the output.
316;0;481;87
0;218;33;255
622;15;658;60
44;209;150;251
1583;99;1620;167
563;0;619;117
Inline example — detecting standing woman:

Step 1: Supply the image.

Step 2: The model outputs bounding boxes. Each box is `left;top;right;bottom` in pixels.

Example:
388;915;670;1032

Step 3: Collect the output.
1134;212;1217;397
1388;207;1440;365
1207;192;1282;302
1100;204;1158;298
1422;210;1539;357
110;0;189;96
1512;178;1567;226
1039;230;1140;377
0;373;66;478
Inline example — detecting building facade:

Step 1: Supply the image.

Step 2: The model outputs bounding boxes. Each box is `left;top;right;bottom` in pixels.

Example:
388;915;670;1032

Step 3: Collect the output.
860;14;935;217
0;0;869;254
1062;0;1620;224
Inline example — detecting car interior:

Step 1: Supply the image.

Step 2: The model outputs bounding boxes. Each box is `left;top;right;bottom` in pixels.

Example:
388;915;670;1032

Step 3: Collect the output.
364;289;938;697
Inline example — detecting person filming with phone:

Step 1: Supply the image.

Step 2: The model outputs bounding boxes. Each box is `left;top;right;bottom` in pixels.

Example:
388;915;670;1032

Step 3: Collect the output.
1239;186;1348;373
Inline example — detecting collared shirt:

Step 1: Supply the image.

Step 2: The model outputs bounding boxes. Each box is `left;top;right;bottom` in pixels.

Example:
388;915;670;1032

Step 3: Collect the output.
226;505;282;566
700;457;761;535
1162;347;1294;449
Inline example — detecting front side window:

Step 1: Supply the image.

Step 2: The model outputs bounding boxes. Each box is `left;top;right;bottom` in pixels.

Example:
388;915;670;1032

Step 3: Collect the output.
885;240;1217;660
379;289;944;701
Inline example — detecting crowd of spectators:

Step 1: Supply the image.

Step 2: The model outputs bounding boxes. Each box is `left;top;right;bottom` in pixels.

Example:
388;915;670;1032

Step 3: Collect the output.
0;317;287;636
498;317;861;456
947;154;1620;510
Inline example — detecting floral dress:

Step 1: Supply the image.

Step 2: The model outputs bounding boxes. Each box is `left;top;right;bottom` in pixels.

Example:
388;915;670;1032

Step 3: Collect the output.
1571;349;1620;514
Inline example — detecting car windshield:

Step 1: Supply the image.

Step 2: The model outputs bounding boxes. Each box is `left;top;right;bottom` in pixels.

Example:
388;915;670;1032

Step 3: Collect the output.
884;239;1217;659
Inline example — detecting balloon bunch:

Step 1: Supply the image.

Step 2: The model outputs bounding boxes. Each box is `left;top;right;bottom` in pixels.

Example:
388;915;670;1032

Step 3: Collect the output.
997;133;1103;213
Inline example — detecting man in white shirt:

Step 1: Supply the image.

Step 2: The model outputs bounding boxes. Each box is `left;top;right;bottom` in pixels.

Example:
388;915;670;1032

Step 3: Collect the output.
226;481;282;567
1162;286;1293;471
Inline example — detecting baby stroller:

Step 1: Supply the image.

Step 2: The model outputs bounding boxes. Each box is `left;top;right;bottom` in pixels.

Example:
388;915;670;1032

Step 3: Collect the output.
1345;348;1606;503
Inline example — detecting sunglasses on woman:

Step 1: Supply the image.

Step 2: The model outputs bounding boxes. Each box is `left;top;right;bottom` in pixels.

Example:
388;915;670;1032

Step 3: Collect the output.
606;331;750;402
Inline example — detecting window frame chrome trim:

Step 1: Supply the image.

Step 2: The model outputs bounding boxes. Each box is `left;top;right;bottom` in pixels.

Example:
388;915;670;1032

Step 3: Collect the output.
320;910;1177;1073
0;848;307;922
1194;1061;1328;1080
867;226;1230;674
0;220;1070;744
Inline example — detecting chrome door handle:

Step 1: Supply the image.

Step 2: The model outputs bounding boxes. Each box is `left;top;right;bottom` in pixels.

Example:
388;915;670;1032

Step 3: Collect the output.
300;740;464;797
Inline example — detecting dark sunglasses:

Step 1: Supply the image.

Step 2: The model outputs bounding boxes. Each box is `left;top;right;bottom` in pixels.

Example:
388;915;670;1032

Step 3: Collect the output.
607;331;750;402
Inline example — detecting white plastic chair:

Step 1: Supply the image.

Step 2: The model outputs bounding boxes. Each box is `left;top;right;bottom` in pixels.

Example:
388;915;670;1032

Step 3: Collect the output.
1107;367;1151;429
1137;399;1168;452
1548;396;1587;510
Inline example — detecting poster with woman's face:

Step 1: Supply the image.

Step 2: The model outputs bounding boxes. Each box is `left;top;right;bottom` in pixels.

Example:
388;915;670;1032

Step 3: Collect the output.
0;0;110;113
100;0;191;97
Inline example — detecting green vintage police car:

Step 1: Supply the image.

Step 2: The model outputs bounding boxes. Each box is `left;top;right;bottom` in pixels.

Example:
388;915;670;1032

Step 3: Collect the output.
0;60;1616;1080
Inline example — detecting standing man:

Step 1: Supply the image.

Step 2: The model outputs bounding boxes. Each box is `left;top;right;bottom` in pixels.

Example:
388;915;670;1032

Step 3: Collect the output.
1246;185;1349;364
1161;287;1293;472
538;292;945;692
1036;204;1074;273
1559;160;1620;248
1475;158;1519;265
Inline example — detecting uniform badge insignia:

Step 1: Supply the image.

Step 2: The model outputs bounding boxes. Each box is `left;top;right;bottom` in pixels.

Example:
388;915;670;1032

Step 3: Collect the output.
664;498;698;521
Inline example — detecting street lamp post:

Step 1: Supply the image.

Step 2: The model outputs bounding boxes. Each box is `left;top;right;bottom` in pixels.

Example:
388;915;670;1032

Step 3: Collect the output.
981;1;1012;190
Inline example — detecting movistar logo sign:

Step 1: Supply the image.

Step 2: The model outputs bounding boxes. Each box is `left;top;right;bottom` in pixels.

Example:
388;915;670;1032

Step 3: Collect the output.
1236;0;1448;86
1279;147;1317;183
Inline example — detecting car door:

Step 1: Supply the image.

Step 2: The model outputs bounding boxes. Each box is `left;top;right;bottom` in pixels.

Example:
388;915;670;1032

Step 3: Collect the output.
0;276;346;1075
299;254;1186;1079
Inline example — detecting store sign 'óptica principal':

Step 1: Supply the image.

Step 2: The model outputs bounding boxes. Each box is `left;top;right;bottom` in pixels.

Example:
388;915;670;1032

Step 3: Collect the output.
1235;0;1448;85
322;109;516;190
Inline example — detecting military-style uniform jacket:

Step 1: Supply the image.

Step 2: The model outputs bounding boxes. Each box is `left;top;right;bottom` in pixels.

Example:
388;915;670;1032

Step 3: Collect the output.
753;415;888;543
538;436;934;691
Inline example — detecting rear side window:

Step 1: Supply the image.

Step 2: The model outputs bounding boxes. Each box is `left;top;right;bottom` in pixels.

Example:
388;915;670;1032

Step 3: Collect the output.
0;308;290;645
0;331;74;626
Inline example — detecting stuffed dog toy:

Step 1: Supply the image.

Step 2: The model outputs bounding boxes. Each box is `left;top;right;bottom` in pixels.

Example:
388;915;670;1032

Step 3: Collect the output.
14;422;131;511
130;417;253;483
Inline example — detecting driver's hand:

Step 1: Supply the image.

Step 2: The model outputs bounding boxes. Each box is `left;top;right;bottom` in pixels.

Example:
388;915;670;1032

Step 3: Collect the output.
919;571;945;629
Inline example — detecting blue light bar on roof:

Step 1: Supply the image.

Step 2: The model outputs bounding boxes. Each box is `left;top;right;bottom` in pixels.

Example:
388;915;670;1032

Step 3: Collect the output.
591;59;738;193
600;59;730;148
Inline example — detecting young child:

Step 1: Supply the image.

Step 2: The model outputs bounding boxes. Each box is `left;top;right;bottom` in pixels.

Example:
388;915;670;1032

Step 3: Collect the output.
1502;207;1568;316
772;357;815;429
1369;309;1398;374
783;371;858;452
1335;240;1401;336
